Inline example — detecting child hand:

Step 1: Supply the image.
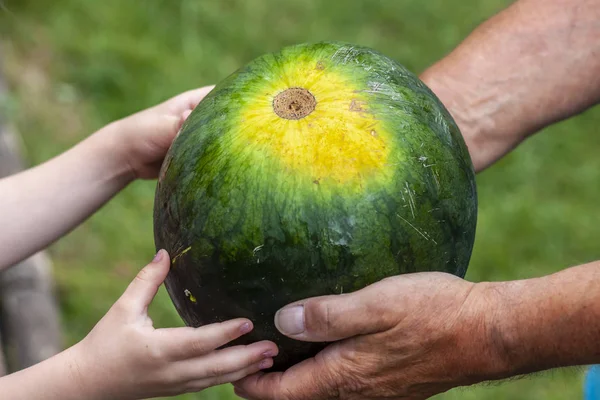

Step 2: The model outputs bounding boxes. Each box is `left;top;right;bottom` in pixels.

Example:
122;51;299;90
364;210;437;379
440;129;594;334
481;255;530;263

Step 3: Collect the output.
71;249;277;400
103;86;214;180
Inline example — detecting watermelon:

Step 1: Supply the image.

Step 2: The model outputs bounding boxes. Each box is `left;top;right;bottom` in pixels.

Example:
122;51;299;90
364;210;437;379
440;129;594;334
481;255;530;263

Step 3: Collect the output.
153;42;477;371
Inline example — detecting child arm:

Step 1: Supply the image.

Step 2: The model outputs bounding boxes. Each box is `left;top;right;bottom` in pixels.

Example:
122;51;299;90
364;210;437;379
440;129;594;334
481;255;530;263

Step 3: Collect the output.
0;86;212;270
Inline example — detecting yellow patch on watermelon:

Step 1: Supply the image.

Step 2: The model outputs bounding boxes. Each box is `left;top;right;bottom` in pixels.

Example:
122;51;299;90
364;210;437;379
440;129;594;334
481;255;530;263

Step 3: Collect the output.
237;59;392;186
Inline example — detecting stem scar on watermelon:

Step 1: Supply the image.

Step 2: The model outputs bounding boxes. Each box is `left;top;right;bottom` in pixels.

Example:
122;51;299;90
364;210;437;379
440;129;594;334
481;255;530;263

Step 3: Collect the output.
272;87;316;120
153;42;477;371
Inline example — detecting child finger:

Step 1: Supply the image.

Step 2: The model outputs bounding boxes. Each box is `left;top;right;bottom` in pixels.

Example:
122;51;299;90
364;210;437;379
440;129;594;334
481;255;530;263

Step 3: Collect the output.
173;340;278;382
185;358;272;393
118;249;170;314
175;109;193;133
161;86;215;114
156;318;255;359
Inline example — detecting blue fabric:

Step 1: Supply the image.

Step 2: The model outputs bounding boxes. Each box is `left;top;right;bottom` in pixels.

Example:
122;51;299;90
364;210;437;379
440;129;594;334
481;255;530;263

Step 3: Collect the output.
584;365;600;399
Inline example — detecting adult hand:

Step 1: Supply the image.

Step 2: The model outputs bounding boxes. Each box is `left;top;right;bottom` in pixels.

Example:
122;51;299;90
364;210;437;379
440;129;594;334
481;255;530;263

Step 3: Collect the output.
235;259;600;400
233;272;503;400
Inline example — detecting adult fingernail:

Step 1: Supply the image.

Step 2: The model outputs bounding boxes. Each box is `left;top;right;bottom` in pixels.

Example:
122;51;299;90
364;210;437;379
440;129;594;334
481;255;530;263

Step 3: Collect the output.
274;305;305;335
153;249;164;262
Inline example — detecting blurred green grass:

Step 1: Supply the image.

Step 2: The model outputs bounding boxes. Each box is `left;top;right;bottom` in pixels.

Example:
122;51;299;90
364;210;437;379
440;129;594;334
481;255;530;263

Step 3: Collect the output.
1;0;599;399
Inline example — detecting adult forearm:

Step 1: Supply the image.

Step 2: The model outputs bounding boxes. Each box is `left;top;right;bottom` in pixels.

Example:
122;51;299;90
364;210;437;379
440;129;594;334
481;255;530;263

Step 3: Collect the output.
0;127;133;270
481;261;600;379
420;0;600;171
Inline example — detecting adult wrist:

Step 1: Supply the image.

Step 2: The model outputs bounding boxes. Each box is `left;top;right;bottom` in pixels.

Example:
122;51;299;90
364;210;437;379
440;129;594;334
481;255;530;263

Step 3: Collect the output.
420;68;475;143
420;68;500;173
447;281;517;387
420;62;531;173
456;261;600;390
463;278;558;383
419;68;480;157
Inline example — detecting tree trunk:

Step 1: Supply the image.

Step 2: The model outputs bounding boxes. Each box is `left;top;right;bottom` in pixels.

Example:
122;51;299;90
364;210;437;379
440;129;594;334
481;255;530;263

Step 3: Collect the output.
0;252;63;369
0;53;63;372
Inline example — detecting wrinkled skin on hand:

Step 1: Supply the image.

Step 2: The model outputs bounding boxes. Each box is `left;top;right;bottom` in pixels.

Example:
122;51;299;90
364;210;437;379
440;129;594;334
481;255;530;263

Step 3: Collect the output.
234;273;503;400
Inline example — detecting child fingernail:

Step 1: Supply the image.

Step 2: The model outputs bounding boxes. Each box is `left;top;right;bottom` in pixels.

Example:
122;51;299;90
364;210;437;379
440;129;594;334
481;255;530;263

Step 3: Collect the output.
240;322;252;334
259;358;273;369
262;349;276;358
153;250;164;262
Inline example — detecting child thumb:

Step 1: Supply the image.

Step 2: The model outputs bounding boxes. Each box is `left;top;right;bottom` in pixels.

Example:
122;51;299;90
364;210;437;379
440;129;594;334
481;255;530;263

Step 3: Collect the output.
120;249;171;313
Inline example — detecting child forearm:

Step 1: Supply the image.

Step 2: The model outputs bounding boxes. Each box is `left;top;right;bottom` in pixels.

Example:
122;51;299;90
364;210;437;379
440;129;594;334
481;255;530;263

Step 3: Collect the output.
0;127;133;270
0;345;95;400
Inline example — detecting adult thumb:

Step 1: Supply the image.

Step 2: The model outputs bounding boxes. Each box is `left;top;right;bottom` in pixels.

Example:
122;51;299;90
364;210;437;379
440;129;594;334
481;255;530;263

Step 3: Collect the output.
274;281;398;342
120;249;171;314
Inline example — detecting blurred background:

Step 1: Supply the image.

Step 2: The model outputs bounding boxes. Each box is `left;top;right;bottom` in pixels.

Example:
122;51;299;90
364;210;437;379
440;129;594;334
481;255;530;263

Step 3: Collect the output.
1;0;600;399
